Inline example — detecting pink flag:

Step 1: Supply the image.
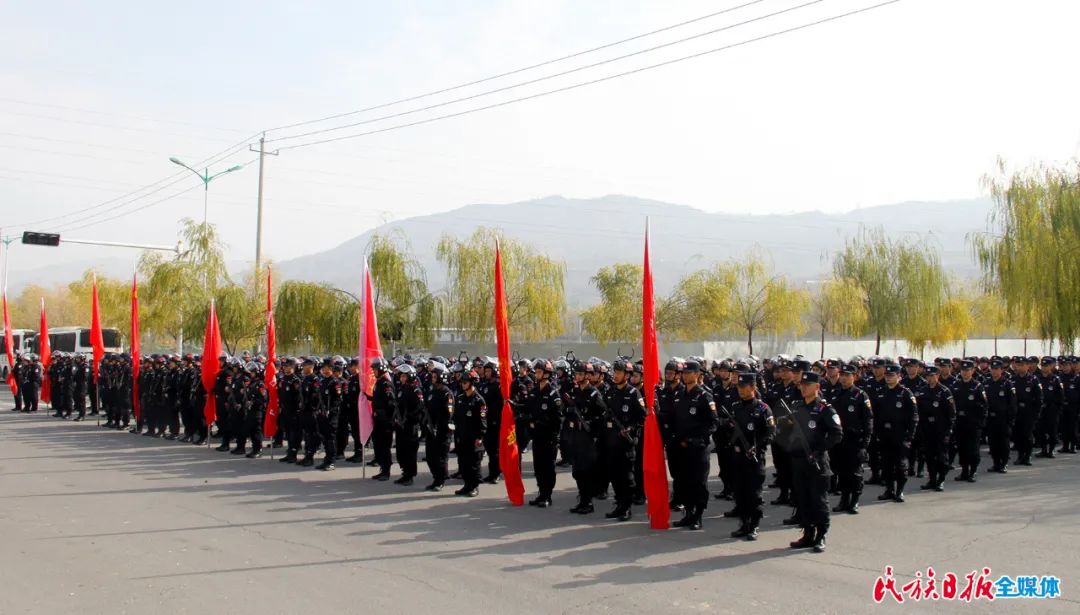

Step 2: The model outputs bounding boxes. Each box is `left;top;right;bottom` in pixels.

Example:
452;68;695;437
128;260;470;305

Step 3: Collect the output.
357;261;382;445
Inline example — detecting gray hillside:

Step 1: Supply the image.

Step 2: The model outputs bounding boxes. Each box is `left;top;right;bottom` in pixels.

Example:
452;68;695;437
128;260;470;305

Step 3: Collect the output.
275;195;993;306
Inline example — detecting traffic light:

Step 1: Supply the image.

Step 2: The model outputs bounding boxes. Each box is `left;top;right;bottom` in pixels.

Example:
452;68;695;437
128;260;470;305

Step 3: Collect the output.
22;232;61;246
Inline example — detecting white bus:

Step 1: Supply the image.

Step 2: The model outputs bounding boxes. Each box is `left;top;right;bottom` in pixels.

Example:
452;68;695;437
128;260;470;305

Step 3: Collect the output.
1;328;35;379
47;326;124;356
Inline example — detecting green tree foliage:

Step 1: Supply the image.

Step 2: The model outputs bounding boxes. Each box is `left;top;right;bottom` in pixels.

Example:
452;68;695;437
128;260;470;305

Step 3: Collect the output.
971;288;1008;354
274;231;437;353
437;227;565;342
972;159;1080;351
724;251;809;355
809;277;869;358
580;263;644;344
834;227;947;354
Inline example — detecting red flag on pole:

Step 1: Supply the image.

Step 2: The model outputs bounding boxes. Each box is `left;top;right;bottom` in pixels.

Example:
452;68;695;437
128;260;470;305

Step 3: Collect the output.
130;272;141;422
357;260;382;445
494;240;525;506
263;268;279;438
642;218;670;529
39;298;51;404
200;302;222;426
3;293;17;396
90;274;105;384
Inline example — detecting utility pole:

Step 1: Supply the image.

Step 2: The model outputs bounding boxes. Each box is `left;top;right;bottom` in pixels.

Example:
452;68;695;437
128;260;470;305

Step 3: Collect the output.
250;132;278;272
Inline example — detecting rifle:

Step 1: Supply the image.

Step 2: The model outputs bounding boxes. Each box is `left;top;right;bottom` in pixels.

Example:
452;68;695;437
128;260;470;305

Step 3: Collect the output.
720;400;759;461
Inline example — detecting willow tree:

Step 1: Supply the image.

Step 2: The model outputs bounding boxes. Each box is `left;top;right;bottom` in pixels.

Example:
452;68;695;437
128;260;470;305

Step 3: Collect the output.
665;265;734;341
971;289;1008;354
437;227;565;342
723;251;808;355
368;231;440;349
580;263;643;344
808;277;869;358
275;232;437;352
139;219;231;349
972;159;1080;352
834;227;947;354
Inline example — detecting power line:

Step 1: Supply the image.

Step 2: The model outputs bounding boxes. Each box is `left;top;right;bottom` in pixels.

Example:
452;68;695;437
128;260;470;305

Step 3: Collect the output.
276;0;904;152
266;0;826;144
265;0;773;133
0;97;253;134
48;155;260;234
5;136;258;231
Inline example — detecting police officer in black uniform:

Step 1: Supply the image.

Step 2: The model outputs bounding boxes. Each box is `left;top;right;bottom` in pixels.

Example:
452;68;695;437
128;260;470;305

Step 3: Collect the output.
874;363;919;503
656;359;685;511
601;359;645;521
727;372;775;540
786;371;843;553
392;363;424;485
952;360;988;482
526;359;563;507
984;358;1016;473
423;362;454;491
453;370;487;497
367;357;397;480
829;363;873;514
1012;357;1043;465
917;366;955;491
567;362;606;515
277;358;304;463
1035;356;1064;459
669;360;719;530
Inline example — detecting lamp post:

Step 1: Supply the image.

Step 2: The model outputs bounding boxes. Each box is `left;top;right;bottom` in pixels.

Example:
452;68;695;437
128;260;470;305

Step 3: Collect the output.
168;157;243;223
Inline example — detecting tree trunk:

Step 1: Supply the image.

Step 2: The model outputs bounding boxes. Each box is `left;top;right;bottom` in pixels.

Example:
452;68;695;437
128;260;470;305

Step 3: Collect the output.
747;327;754;356
1023;335;1027;354
875;331;882;355
994;336;998;355
962;339;967;356
820;326;826;359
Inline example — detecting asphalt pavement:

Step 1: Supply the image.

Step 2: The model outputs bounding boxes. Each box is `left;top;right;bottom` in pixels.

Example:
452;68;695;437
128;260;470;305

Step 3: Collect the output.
1;394;1076;614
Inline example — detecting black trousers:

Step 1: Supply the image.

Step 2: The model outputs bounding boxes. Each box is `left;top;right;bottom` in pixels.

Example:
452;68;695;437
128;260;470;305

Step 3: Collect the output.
672;441;710;512
730;452;765;524
1060;408;1078;448
21;386;39;413
372;420;394;472
956;426;982;472
832;441;866;496
878;439;909;492
571;432;598;502
665;441;684;505
73;390;87;417
987;422;1011;467
1014;414;1036;461
280;410;301;453
311;410;338;459
336;404;360;456
395;425;420;478
1037;409;1059;450
606;438;636;508
425;433;450;484
483;424;501;479
790;458;830;529
922;436;950;480
633;435;646;500
771;443;791;493
456;440;483;489
532;431;558;498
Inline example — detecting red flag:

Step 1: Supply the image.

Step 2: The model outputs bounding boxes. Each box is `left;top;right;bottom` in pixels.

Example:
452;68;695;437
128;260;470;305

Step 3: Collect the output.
130;273;141;422
90;274;105;384
39;298;51;404
494;240;525;506
357;261;383;444
200;302;222;425
3;293;17;396
642;219;670;529
263;268;279;438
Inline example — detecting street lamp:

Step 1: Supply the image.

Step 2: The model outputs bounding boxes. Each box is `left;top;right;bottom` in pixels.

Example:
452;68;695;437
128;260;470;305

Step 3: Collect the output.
169;157;243;223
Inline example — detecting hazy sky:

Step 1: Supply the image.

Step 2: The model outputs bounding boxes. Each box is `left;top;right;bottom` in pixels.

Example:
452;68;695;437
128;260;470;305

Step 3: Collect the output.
2;0;1078;277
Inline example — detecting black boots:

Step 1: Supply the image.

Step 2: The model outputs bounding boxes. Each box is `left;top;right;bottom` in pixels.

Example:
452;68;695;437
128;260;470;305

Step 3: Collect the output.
812;526;828;553
832;493;850;513
569;498;594;515
790;527;816;549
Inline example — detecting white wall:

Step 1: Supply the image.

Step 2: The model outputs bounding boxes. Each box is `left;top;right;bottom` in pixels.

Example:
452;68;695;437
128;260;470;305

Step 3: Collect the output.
703;338;1066;362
